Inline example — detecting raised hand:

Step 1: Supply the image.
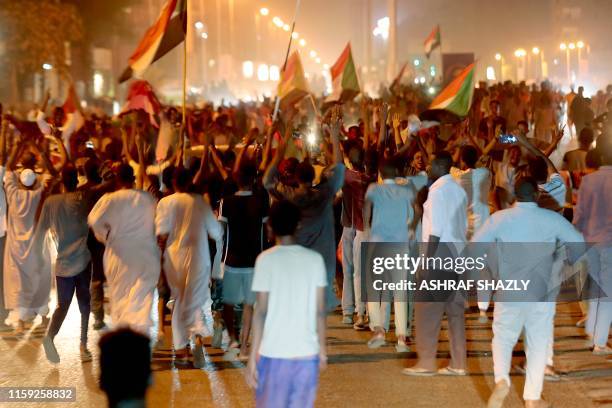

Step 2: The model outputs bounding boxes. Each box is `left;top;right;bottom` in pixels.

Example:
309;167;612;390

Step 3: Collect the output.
392;112;401;130
329;105;342;136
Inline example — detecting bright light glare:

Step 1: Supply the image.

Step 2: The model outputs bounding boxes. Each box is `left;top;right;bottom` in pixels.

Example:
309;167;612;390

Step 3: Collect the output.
486;66;496;81
195;21;204;30
413;78;419;84
272;17;283;27
495;53;502;61
309;50;317;58
419;76;426;84
283;24;290;31
93;72;104;95
315;57;321;64
291;32;299;39
559;43;567;50
112;101;120;116
257;64;269;81
428;86;435;95
201;32;208;39
532;47;540;55
568;42;575;50
577;40;584;49
299;39;306;47
42;63;53;70
413;59;420;66
307;133;316;146
269;65;280;81
373;17;390;39
242;61;254;79
323;64;329;70
259;7;269;16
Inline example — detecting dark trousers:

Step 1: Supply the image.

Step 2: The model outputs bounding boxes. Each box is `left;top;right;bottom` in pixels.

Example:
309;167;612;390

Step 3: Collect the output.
47;265;91;345
89;242;105;322
414;294;467;371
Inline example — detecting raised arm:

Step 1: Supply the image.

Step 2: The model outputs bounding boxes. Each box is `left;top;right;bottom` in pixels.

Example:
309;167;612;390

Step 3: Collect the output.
329;106;343;164
192;131;210;187
543;125;565;157
515;132;558;173
135;130;145;190
209;145;229;180
233;129;257;176
377;103;389;150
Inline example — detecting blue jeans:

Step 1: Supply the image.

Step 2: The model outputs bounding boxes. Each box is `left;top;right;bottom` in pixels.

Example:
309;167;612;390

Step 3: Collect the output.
256;356;319;408
47;265;91;345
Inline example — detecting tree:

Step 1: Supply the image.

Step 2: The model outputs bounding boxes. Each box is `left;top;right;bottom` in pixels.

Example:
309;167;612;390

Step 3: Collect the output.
0;0;84;104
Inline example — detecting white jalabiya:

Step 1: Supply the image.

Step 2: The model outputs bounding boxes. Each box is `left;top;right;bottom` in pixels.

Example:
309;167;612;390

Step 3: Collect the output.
155;192;223;349
88;189;160;334
3;170;51;321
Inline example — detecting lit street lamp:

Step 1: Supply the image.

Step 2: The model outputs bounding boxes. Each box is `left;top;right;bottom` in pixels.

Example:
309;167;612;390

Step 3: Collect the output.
494;53;503;81
532;47;542;81
259;7;269;16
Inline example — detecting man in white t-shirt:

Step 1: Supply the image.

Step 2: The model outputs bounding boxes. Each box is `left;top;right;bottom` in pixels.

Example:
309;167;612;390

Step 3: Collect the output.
246;200;327;408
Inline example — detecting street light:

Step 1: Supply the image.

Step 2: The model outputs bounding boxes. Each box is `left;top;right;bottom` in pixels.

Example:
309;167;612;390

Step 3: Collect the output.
568;42;576;50
514;49;526;81
560;43;567;50
532;47;542;80
259;7;269;16
494;53;503;81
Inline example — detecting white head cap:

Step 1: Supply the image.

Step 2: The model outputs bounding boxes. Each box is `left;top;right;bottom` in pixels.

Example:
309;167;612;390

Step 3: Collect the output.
19;169;37;187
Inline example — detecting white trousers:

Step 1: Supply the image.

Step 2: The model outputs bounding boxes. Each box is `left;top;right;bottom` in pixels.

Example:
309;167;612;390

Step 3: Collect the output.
492;302;555;401
341;228;366;316
585;246;612;347
367;268;409;337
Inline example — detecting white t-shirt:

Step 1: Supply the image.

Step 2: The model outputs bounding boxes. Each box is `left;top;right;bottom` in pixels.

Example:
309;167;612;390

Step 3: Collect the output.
252;244;327;358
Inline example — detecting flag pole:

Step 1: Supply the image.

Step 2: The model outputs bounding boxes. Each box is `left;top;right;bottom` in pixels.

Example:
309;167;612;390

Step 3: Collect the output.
182;1;188;127
437;24;443;84
272;0;302;122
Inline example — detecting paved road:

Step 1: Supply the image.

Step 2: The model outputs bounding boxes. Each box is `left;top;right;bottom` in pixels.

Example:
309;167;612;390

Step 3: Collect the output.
1;299;611;407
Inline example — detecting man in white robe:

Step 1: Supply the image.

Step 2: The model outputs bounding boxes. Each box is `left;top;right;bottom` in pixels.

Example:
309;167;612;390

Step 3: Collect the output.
3;136;60;333
155;167;222;367
88;164;160;335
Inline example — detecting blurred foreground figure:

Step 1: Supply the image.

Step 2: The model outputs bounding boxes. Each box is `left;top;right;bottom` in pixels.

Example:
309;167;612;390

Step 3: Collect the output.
88;164;160;334
473;177;584;408
99;328;151;408
246;200;327;408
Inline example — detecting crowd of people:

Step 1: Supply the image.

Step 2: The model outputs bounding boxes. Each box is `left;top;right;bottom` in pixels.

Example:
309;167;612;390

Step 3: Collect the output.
0;77;610;408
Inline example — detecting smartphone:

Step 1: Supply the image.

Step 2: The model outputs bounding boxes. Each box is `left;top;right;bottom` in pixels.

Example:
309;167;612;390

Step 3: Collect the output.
498;134;517;144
